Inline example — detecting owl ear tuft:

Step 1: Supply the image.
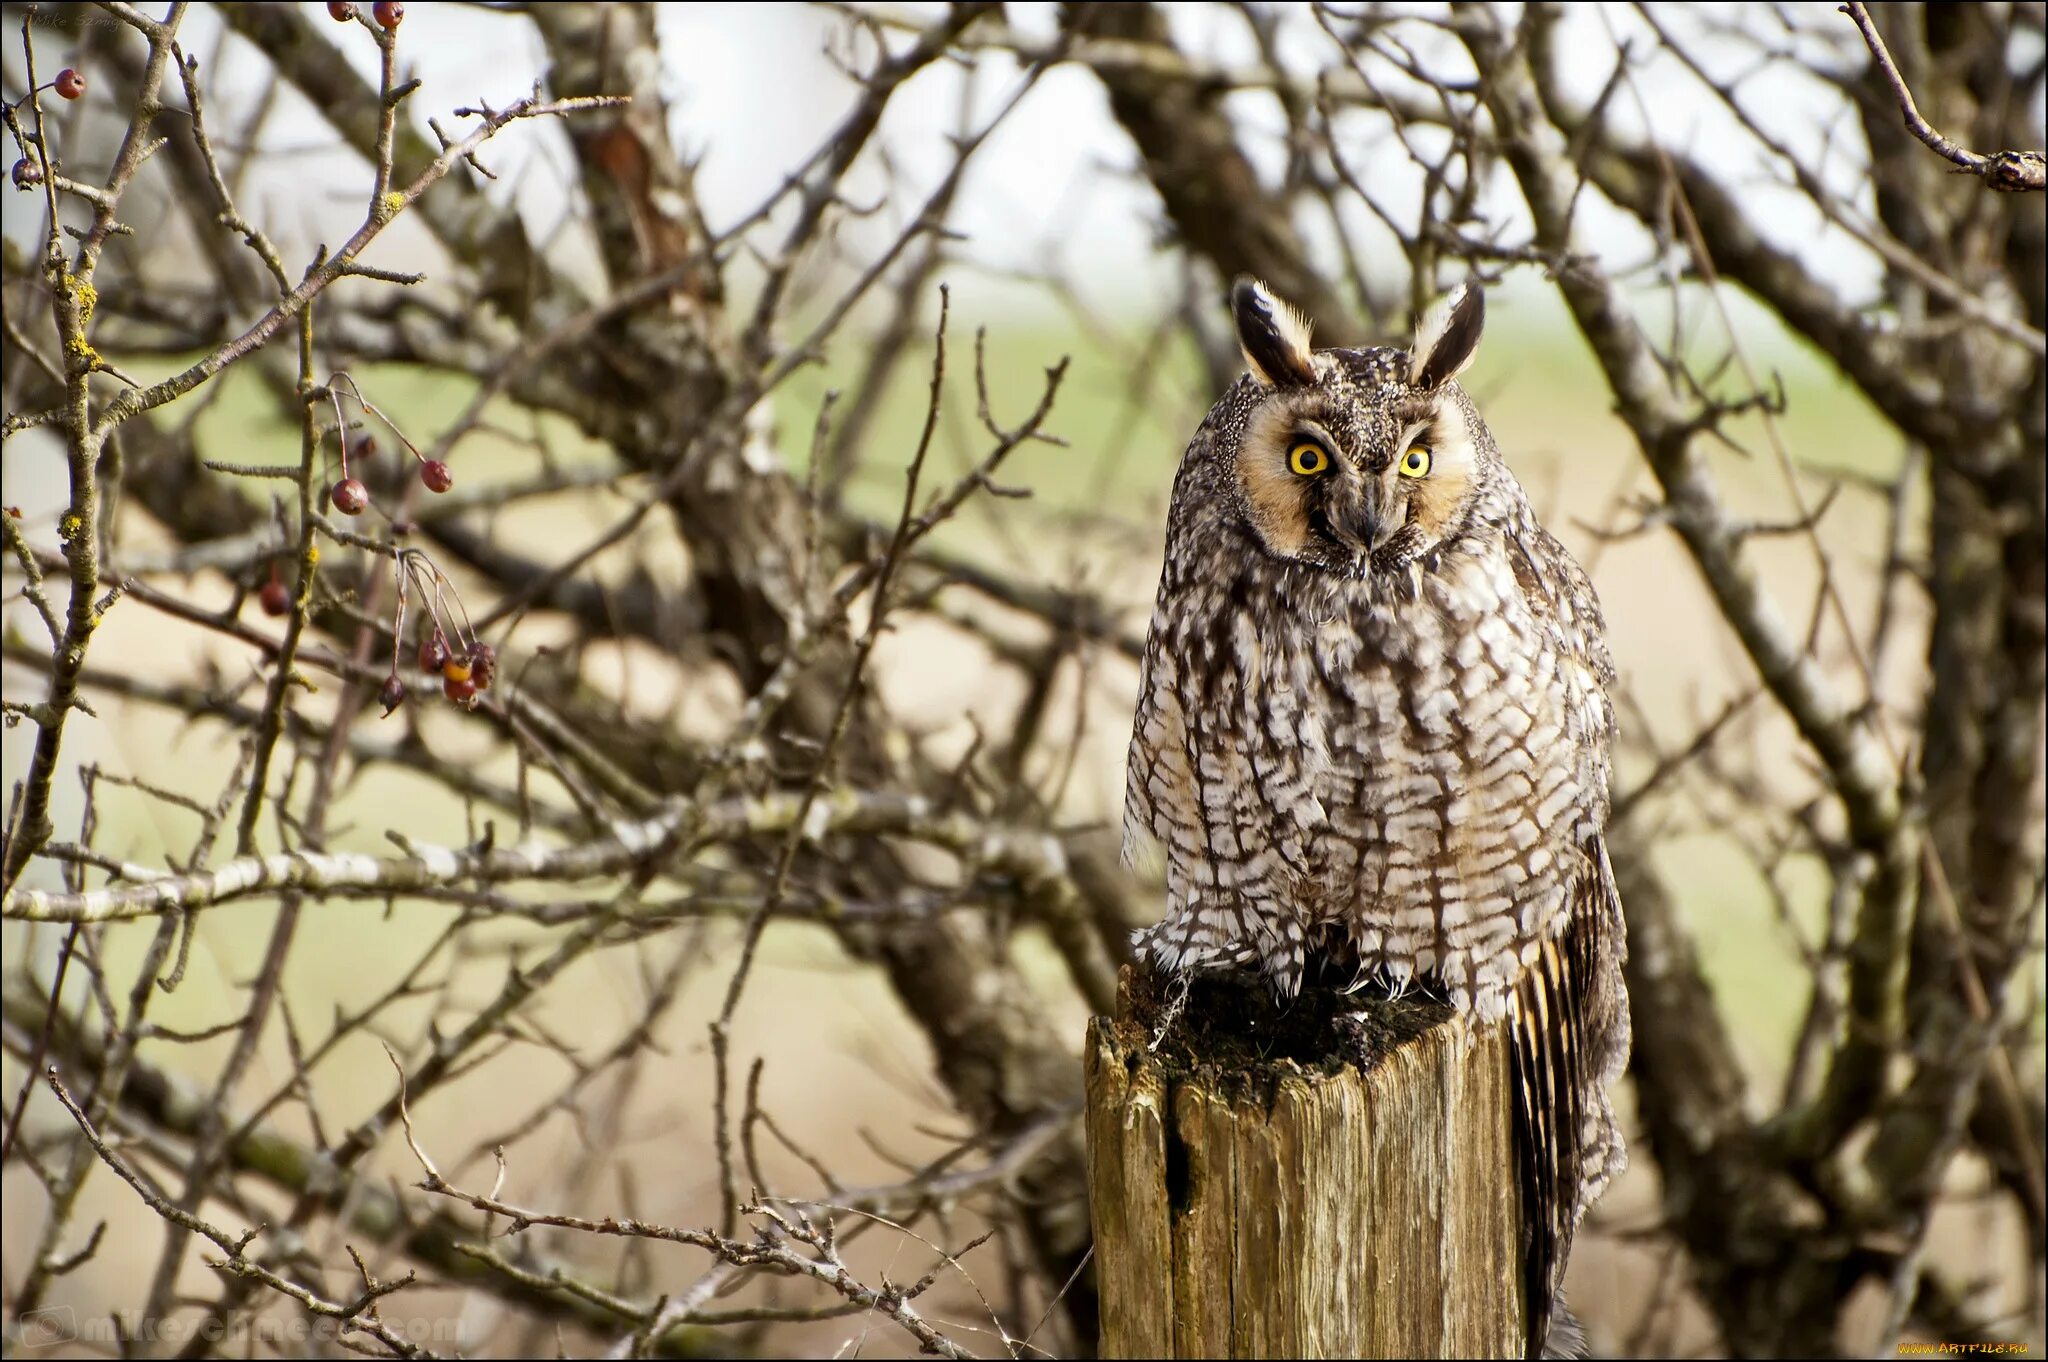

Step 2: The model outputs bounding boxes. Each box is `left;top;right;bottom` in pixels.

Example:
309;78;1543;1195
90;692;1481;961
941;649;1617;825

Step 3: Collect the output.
1409;280;1485;389
1232;277;1317;387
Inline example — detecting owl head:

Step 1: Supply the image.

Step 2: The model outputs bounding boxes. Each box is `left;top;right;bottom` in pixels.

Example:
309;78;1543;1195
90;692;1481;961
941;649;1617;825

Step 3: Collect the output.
1210;277;1493;578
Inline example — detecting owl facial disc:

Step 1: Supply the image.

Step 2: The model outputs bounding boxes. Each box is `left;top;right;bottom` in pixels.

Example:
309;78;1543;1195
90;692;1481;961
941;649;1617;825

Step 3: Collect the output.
1226;279;1490;579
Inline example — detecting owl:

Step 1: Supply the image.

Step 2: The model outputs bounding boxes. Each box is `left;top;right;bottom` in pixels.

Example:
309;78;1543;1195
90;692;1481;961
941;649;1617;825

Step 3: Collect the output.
1123;278;1631;1359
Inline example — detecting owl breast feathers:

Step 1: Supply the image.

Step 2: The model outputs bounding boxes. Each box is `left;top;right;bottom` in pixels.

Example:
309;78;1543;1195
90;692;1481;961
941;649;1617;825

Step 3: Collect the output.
1124;277;1631;1359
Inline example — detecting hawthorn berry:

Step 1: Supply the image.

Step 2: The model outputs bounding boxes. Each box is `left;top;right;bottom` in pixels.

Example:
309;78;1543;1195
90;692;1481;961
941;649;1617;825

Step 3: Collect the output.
420;459;453;493
11;158;43;189
378;674;407;717
331;477;370;515
258;577;290;617
444;675;478;706
441;658;472;685
327;1;353;19
373;1;403;30
418;635;450;674
467;641;496;691
53;69;85;101
351;434;378;460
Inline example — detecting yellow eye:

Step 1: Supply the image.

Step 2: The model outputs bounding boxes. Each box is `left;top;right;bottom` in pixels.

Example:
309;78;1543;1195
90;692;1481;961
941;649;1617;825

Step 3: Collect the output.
1289;441;1329;476
1399;446;1432;478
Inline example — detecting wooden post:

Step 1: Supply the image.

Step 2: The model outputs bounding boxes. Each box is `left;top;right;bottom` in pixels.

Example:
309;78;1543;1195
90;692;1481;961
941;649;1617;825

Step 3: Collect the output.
1084;967;1524;1358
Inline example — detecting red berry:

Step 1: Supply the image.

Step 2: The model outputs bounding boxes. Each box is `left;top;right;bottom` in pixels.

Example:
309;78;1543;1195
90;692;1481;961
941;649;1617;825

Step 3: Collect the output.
350;434;378;461
443;675;478;706
331;477;369;515
373;1;403;30
418;635;450;674
11;158;43;189
467;641;496;691
441;658;472;684
327;1;353;19
378;674;407;717
420;460;453;494
53;69;84;101
258;578;290;617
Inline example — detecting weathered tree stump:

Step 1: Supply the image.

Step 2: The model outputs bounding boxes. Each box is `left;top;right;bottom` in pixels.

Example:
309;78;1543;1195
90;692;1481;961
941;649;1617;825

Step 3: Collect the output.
1084;967;1523;1358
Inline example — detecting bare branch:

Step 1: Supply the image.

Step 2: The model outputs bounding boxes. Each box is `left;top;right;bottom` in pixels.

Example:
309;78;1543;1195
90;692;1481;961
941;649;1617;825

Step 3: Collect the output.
1842;2;2046;192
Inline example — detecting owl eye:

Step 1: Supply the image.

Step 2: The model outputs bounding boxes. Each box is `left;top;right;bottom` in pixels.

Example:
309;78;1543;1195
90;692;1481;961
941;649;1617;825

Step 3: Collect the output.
1399;446;1433;478
1288;441;1330;476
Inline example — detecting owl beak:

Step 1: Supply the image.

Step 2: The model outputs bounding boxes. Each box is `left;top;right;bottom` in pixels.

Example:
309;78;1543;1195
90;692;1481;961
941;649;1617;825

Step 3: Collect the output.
1327;492;1394;563
1359;510;1396;557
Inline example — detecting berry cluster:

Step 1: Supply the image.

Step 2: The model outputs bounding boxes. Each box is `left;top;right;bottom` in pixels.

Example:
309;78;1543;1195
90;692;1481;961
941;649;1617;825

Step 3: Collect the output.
407;633;496;709
381;548;497;717
8;67;86;189
243;373;493;718
320;372;455;520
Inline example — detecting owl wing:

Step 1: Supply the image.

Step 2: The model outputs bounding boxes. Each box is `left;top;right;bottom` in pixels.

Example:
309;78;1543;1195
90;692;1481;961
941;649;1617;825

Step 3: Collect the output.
1509;915;1576;1358
1515;525;1619;808
1124;592;1313;982
1503;521;1630;1357
1122;642;1188;868
1124;639;1221;968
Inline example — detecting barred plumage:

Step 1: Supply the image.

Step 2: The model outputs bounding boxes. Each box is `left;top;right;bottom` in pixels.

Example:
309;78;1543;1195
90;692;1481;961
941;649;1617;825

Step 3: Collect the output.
1124;277;1631;1357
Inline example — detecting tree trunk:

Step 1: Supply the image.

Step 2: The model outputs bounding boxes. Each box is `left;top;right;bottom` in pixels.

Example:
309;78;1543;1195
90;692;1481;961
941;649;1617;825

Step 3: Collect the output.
1085;968;1523;1358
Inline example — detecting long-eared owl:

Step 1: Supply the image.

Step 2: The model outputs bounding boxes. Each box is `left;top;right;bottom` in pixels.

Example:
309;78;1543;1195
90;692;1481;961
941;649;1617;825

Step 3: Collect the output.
1123;278;1631;1358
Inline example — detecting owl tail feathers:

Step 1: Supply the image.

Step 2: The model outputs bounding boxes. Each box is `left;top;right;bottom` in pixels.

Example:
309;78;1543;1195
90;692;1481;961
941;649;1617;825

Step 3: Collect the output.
1540;1296;1591;1360
1510;863;1630;1360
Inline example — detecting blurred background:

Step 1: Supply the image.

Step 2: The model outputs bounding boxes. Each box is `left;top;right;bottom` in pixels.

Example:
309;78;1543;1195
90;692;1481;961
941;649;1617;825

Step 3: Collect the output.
3;2;2042;1357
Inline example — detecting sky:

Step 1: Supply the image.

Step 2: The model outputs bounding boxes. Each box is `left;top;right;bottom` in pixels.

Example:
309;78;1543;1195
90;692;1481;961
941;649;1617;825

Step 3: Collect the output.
8;1;1985;329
